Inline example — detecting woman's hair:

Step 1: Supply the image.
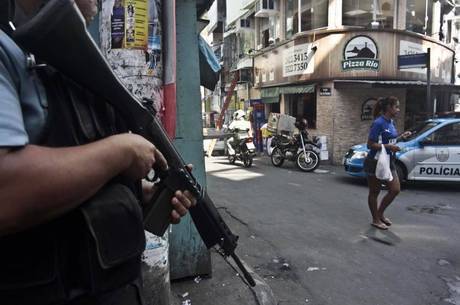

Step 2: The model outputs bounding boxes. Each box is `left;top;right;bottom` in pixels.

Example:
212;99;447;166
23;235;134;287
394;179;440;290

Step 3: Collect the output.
373;96;399;119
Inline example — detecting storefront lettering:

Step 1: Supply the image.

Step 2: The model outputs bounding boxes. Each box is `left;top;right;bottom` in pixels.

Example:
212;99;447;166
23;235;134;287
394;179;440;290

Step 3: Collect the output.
342;59;380;71
420;167;460;176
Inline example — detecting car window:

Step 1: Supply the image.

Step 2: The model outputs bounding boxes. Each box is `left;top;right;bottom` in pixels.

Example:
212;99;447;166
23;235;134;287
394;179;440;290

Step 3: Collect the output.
402;122;439;142
426;122;460;145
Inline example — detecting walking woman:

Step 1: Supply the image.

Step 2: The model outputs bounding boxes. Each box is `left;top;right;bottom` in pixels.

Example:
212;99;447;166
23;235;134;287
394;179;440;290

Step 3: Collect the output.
364;96;411;230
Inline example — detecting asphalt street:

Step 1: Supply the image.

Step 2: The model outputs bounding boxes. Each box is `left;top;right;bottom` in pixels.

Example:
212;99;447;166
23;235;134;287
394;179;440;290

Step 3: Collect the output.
202;155;460;305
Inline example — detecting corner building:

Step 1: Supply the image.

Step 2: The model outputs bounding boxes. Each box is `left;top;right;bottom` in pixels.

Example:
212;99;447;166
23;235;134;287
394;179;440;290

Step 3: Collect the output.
242;0;459;164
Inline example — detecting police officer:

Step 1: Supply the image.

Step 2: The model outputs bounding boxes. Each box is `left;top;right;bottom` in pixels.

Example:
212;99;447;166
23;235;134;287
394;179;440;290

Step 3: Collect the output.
0;1;195;304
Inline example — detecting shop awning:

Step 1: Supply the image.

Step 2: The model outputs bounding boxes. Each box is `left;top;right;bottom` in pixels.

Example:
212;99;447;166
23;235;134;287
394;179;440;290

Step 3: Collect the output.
334;80;460;92
261;84;315;98
198;35;222;90
261;97;279;104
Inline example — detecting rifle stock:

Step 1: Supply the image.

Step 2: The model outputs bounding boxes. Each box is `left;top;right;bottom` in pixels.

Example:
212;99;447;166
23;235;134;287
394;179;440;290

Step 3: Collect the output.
12;0;255;286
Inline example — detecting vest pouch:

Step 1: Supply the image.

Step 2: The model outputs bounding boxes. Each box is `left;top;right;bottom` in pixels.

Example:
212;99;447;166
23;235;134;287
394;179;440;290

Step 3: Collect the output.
0;225;66;305
77;183;146;294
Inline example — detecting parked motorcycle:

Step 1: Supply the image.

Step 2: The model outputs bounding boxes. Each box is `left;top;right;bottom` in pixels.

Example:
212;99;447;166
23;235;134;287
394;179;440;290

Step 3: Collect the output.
270;131;321;172
227;129;256;167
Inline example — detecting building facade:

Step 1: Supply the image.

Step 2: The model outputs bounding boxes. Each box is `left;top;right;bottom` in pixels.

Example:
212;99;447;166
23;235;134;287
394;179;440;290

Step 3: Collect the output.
217;0;459;164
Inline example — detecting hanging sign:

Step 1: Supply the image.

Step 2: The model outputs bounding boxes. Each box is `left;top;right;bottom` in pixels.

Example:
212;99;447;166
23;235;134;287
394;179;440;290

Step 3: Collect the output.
283;43;315;77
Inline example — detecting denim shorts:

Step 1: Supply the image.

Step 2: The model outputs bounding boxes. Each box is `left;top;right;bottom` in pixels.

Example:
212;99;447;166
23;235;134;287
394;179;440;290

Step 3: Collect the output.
363;156;396;176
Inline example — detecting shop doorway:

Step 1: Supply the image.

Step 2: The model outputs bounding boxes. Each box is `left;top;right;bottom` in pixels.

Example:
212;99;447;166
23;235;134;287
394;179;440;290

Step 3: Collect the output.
285;93;317;128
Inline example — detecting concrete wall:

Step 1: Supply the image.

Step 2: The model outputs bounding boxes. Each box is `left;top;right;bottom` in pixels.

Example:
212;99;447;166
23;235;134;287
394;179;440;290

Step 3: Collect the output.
316;82;406;164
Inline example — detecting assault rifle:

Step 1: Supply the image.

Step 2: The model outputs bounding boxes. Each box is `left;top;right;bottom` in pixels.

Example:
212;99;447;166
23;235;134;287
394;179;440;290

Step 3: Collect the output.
12;0;255;286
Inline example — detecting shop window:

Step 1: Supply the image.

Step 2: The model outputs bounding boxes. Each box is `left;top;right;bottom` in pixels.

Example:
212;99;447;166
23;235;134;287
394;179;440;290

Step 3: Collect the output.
406;0;432;35
342;0;394;29
287;93;317;129
285;0;299;39
300;0;328;32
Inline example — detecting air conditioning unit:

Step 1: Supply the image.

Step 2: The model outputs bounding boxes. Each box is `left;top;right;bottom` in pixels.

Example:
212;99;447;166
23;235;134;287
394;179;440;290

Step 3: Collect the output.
255;0;278;18
236;18;252;32
238;68;253;83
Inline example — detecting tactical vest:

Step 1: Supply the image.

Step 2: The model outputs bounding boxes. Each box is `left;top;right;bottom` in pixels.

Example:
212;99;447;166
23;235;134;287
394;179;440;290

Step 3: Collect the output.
0;33;146;304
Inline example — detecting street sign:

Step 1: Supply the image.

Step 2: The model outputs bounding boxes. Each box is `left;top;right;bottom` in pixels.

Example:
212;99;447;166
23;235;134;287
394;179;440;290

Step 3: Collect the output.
319;87;331;96
398;53;428;69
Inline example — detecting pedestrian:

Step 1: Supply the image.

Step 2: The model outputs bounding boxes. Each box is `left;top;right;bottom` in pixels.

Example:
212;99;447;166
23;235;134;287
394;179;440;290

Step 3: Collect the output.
363;96;411;230
0;1;195;305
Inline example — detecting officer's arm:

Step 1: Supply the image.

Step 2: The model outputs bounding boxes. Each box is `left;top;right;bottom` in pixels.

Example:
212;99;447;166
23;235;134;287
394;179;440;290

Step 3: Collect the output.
0;134;152;236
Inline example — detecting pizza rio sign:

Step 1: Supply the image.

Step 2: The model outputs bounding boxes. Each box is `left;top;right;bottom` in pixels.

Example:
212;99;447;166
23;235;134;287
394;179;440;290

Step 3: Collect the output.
342;35;380;71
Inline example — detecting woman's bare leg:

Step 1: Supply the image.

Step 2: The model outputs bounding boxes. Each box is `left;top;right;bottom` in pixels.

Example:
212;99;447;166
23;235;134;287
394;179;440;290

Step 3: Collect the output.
367;175;386;227
377;172;400;223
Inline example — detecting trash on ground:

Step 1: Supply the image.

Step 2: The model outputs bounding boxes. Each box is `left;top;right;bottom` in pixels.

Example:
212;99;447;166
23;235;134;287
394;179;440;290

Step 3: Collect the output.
194;276;201;283
281;263;291;270
307;267;320;272
181;300;191;305
181;292;189;298
438;259;450;266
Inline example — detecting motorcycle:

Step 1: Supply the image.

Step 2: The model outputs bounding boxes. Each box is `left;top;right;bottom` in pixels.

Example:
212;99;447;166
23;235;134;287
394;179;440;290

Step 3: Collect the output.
270;131;321;172
227;129;256;167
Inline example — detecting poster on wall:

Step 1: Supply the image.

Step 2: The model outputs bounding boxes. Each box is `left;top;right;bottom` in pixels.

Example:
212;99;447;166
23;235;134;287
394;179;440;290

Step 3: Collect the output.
399;40;426;74
361;98;378;121
104;0;163;119
283;43;315;77
110;0;125;49
146;0;162;76
110;0;148;49
125;0;149;49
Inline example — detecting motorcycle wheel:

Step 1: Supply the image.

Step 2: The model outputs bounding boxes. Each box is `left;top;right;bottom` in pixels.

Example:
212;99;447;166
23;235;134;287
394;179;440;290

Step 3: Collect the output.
243;155;253;168
228;155;236;164
271;147;284;167
296;150;320;172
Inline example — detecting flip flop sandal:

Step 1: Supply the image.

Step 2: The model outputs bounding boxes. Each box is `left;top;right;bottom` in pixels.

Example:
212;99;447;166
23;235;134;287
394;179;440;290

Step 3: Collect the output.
371;223;388;230
380;217;392;226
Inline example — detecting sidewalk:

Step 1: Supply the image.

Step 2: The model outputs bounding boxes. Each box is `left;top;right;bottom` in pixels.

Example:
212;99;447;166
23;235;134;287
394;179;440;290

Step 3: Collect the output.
170;249;277;305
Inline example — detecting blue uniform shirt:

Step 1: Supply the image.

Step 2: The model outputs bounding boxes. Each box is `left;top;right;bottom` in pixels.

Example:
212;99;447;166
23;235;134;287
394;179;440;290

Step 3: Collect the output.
0;29;47;147
368;115;398;159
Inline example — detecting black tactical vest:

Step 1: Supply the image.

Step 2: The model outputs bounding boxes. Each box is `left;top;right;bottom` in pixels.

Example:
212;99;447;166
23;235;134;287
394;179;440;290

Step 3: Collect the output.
0;51;146;305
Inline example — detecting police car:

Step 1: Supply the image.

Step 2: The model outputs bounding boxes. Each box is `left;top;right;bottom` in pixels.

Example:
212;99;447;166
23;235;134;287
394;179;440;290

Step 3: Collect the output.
343;118;460;182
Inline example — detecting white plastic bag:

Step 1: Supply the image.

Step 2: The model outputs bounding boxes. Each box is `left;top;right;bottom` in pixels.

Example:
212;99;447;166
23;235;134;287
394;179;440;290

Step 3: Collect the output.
375;144;393;181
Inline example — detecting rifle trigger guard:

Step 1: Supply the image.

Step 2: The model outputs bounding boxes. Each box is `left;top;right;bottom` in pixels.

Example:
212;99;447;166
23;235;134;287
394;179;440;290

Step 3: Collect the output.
162;168;202;198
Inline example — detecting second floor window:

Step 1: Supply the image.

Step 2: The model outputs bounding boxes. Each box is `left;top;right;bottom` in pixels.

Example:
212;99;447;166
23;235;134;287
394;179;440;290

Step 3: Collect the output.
406;0;433;36
343;0;395;29
300;0;328;32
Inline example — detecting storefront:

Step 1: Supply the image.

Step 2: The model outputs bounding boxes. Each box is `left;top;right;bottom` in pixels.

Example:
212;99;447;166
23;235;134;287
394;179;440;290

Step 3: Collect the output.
254;29;455;164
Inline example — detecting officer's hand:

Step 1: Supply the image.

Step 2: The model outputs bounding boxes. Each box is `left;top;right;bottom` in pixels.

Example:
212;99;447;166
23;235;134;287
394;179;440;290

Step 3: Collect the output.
170;165;197;224
116;133;168;181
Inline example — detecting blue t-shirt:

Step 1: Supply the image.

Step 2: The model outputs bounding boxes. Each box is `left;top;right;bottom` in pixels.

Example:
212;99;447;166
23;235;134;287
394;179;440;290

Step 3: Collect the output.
0;29;47;147
368;115;398;159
